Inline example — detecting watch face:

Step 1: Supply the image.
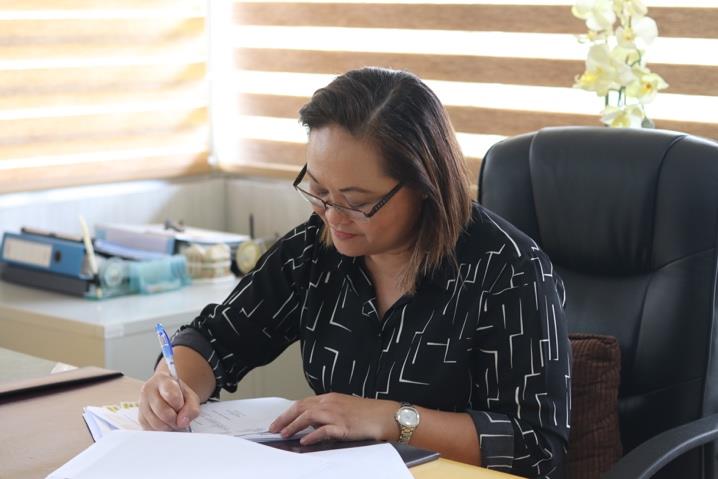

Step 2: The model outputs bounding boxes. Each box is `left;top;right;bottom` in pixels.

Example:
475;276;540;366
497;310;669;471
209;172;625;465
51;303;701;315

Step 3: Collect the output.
398;407;420;427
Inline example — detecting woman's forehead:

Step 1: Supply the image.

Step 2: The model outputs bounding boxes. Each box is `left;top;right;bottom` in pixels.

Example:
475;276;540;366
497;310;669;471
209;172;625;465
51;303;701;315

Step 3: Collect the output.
306;126;393;188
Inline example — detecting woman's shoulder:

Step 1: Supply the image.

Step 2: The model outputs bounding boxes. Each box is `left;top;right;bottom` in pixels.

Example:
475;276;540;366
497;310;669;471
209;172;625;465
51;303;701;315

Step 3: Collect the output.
274;213;326;255
457;203;562;297
458;202;545;265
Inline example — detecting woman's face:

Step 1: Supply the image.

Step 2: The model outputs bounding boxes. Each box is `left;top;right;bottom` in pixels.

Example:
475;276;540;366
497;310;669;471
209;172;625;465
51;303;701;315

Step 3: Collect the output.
305;124;423;259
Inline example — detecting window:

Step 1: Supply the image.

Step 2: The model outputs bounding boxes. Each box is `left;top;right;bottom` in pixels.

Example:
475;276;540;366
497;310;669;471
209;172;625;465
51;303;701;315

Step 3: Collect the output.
224;0;718;190
2;1;716;193
0;0;210;193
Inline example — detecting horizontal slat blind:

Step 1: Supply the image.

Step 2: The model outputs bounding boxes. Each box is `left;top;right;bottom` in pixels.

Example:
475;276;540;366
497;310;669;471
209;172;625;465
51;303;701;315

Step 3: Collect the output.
228;0;718;186
0;0;210;193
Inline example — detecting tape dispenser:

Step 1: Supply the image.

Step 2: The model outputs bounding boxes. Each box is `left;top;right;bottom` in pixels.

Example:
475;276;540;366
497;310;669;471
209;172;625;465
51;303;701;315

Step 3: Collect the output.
87;255;191;299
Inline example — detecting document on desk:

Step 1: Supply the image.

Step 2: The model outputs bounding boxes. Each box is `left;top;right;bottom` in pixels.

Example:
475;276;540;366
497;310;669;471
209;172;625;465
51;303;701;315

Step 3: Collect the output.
47;430;413;479
83;397;311;442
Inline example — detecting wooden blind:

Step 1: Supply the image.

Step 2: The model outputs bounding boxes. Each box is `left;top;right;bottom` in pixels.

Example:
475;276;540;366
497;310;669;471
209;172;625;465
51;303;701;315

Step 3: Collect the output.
227;0;718;185
0;0;210;193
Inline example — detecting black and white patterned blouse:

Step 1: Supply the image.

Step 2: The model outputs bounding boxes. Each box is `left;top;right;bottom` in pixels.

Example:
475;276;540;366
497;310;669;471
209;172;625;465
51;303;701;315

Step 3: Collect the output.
172;202;571;478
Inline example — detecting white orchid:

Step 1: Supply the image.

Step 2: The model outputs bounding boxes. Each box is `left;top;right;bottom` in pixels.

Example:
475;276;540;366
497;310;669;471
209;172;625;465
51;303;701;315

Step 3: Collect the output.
572;0;667;128
626;71;669;104
572;0;616;32
600;104;645;128
615;0;648;18
575;44;636;96
616;16;657;50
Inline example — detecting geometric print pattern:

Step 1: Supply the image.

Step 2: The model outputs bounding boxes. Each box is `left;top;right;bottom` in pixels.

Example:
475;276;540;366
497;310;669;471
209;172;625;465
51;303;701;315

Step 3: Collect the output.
172;203;570;478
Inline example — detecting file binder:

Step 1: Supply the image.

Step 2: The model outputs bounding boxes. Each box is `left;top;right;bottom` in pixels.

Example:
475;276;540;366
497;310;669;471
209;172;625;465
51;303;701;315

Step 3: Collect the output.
0;232;89;278
95;223;176;256
0;263;92;297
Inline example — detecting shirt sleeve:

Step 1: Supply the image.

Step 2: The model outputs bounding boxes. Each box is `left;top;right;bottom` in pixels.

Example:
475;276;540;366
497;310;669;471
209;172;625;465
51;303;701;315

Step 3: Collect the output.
171;217;321;397
468;248;570;478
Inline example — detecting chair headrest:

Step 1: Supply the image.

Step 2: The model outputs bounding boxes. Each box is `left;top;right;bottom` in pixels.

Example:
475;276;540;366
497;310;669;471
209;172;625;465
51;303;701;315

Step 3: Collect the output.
482;127;718;275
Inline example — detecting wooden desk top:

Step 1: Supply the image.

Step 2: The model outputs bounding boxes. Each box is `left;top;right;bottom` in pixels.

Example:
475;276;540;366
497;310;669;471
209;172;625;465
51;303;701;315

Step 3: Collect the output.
0;370;519;479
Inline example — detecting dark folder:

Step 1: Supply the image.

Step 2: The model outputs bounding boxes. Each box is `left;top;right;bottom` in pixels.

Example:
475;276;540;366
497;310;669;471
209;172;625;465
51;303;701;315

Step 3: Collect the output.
0;262;91;296
266;438;440;467
0;367;123;401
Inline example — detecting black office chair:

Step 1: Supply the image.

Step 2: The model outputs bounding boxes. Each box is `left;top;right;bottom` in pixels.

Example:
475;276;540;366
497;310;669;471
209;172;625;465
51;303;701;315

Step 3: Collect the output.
478;126;718;478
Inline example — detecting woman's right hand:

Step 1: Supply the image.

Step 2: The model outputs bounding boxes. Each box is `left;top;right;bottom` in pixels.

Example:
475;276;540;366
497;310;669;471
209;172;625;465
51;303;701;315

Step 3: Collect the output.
138;370;201;431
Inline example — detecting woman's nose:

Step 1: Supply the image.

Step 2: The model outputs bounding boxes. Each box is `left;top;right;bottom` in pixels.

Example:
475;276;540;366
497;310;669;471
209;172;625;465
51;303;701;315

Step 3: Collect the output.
324;204;350;225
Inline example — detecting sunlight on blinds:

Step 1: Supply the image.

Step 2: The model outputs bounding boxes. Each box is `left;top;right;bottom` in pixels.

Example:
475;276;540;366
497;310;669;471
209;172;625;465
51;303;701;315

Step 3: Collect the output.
223;0;718;185
0;0;210;193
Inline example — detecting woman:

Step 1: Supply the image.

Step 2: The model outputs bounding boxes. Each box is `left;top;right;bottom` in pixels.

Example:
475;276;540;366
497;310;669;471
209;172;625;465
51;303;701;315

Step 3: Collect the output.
139;67;570;478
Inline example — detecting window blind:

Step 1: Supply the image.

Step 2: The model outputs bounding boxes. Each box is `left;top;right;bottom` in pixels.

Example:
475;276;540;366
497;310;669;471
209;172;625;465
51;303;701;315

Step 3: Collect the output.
0;0;210;193
226;0;718;187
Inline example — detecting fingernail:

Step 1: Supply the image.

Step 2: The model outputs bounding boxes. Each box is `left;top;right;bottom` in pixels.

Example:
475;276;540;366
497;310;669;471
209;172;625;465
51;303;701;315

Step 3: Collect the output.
179;416;189;427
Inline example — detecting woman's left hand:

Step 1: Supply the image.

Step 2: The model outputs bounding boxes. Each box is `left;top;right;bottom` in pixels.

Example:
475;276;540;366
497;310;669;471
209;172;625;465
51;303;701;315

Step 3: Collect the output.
268;393;399;445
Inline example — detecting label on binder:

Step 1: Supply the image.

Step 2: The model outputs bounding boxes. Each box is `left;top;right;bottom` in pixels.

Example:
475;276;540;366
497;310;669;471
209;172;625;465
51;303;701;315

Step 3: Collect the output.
2;237;53;268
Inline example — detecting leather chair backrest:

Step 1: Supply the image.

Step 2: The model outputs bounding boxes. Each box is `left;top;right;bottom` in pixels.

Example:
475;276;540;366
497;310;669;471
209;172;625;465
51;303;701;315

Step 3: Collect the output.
479;127;718;462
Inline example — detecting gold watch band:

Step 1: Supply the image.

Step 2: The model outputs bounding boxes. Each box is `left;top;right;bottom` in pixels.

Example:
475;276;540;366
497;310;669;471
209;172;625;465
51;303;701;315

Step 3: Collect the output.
398;424;414;443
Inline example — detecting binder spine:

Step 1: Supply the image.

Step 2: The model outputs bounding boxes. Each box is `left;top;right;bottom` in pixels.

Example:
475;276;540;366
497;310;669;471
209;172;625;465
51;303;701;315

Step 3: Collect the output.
0;232;88;278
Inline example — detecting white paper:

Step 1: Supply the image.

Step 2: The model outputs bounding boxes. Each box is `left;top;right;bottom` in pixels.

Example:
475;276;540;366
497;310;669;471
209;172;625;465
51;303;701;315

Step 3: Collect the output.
191;397;311;440
47;430;332;479
307;444;414;479
48;432;413;479
84;397;310;442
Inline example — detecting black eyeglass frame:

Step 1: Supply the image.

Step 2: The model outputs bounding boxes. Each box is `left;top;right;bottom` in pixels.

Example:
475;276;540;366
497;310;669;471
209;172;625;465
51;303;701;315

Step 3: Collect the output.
292;164;403;219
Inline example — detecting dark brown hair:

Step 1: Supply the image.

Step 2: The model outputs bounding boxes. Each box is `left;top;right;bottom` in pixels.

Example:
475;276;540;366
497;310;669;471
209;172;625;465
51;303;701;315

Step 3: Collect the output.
298;67;472;292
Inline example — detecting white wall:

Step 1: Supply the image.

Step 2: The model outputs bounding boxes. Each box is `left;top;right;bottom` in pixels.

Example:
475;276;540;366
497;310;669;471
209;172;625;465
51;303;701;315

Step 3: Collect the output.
0;175;227;237
225;176;312;239
0;175;311;239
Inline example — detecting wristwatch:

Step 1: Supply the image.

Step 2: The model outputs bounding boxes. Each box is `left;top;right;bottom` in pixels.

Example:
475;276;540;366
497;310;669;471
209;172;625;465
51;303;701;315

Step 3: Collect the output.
395;402;421;444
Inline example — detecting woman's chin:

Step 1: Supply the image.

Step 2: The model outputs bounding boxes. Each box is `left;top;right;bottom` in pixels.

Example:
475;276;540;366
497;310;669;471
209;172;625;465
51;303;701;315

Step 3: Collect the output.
331;238;365;257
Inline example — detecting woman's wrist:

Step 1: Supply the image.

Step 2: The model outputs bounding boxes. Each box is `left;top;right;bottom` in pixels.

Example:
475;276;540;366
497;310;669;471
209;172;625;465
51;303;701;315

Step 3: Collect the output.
377;400;402;442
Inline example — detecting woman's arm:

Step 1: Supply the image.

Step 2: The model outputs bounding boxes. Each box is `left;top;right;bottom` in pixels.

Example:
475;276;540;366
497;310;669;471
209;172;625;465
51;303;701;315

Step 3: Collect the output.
269;393;481;465
157;345;216;402
399;404;481;465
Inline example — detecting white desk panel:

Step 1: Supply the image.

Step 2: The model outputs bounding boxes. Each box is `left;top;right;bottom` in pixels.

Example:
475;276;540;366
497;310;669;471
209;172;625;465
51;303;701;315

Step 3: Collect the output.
0;280;314;400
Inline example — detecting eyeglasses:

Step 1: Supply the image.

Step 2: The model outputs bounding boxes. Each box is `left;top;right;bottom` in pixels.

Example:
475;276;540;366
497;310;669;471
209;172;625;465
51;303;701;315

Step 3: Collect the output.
293;164;403;222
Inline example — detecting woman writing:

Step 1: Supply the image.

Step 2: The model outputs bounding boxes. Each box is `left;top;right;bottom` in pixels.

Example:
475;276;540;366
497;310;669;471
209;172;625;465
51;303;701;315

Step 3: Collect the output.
139;67;570;478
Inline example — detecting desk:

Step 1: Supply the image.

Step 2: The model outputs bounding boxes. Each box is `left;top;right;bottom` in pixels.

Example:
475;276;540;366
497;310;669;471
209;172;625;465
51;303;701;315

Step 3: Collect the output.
0;368;519;479
0;346;67;383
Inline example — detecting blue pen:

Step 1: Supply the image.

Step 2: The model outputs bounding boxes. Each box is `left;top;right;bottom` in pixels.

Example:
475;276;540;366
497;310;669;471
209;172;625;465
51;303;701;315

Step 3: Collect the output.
155;323;192;432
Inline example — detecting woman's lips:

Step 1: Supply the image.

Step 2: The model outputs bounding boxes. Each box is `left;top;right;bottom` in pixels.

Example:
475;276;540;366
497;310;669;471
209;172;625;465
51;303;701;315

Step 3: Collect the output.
332;229;358;240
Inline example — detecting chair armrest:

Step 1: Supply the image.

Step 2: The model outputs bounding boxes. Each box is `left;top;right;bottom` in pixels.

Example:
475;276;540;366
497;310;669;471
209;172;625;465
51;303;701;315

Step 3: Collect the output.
602;413;718;479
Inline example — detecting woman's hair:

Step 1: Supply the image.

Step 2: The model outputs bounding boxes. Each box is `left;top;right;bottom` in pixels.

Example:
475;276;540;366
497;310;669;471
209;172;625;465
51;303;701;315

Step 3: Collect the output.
298;67;472;292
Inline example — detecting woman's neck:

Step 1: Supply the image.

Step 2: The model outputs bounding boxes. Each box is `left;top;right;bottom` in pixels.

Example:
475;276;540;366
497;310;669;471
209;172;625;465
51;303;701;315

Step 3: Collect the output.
364;248;412;281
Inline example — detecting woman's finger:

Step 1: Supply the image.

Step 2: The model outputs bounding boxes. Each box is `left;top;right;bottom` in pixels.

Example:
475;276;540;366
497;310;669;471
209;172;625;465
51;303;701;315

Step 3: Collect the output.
299;424;347;445
269;399;309;433
281;407;335;439
157;377;185;411
138;398;174;431
176;382;201;428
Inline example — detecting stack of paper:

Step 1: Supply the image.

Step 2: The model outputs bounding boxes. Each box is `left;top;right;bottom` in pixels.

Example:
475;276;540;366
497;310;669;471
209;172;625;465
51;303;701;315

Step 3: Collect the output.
83;397;311;442
48;430;414;479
